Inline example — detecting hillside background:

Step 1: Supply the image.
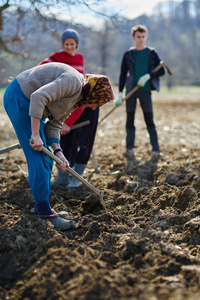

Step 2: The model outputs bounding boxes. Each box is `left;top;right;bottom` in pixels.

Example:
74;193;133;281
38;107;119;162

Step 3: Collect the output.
1;0;200;88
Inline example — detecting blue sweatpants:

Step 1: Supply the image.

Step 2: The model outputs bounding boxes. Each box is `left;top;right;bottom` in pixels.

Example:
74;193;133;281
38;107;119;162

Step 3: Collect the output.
3;79;53;204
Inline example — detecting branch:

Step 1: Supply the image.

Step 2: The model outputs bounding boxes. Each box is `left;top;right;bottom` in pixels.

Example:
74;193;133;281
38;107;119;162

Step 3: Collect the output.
0;0;9;30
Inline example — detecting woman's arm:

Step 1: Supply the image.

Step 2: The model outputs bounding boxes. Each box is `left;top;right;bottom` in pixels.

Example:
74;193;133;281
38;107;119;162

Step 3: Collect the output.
50;142;70;170
30;116;43;150
30;116;69;170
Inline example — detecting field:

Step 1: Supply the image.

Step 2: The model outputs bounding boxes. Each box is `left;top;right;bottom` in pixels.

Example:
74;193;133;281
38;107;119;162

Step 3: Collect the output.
0;85;200;300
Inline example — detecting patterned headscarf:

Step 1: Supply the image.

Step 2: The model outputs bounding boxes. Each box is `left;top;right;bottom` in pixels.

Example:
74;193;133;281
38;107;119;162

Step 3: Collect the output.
75;74;115;108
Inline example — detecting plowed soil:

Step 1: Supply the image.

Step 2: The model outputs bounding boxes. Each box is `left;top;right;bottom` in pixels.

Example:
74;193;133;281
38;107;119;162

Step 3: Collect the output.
1;89;200;300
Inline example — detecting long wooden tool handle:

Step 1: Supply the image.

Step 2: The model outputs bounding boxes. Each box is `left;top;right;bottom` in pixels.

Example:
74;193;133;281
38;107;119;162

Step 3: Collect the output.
153;61;165;73
98;85;140;124
0;120;90;155
0;143;21;154
41;146;101;196
70;120;90;130
99;106;117;124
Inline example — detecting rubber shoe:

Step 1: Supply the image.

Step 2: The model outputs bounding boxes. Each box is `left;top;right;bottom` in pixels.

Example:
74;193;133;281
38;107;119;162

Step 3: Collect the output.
67;180;82;188
66;163;86;188
123;148;135;157
51;169;70;187
33;208;69;218
152;151;164;160
38;216;75;230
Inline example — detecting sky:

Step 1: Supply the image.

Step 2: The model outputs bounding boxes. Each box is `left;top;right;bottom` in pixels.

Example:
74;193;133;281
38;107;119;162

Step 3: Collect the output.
60;0;180;28
93;0;167;18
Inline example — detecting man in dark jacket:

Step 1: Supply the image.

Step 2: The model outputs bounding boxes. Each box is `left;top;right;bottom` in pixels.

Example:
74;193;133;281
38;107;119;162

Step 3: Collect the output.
116;24;165;159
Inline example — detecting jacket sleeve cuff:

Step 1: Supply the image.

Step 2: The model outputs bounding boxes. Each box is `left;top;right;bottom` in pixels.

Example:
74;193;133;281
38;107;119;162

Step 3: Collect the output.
46;138;60;145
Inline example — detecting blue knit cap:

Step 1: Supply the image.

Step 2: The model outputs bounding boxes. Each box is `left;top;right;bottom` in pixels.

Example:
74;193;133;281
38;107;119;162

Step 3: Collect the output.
61;29;79;45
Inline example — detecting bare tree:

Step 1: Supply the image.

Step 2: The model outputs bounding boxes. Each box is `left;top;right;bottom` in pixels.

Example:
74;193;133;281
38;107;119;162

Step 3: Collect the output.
0;0;109;55
97;19;115;76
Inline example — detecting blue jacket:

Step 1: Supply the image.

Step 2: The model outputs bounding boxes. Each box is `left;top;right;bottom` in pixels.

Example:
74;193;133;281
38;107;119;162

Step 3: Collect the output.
119;46;165;93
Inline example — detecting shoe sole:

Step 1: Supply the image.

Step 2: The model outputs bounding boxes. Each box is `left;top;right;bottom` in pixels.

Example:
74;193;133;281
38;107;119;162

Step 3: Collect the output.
123;152;135;158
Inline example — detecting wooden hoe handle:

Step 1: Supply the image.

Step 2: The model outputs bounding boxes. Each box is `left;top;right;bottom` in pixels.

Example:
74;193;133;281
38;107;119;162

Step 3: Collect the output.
40;146;104;205
0;120;90;155
41;146;101;195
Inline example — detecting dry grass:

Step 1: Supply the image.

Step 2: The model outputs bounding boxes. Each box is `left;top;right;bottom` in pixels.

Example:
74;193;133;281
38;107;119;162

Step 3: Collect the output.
152;85;200;103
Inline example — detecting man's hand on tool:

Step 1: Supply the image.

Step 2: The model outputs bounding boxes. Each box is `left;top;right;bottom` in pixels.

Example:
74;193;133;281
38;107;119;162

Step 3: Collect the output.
115;92;123;106
54;151;69;171
61;123;71;135
137;73;150;87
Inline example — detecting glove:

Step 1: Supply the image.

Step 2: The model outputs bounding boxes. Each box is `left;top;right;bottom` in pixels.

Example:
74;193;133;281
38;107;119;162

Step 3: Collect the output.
115;92;123;106
137;74;150;87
